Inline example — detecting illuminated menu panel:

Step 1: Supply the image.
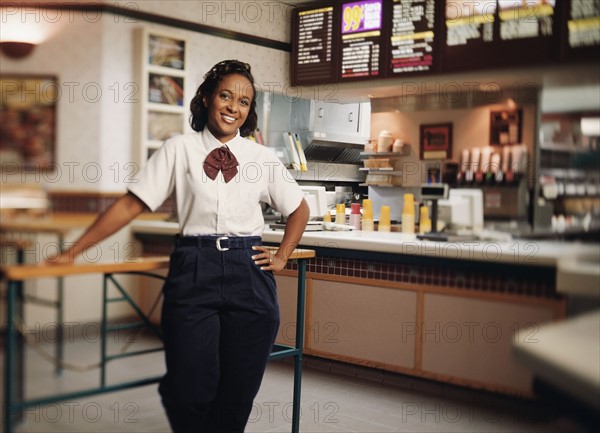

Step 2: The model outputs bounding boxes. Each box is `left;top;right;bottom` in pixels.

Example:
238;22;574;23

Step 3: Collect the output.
444;0;558;71
293;6;335;84
567;0;600;48
389;0;436;75
498;0;556;41
340;0;383;79
446;0;496;47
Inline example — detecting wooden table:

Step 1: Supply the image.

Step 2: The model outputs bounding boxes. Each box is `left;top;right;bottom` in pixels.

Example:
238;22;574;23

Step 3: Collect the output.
1;213;97;376
2;248;315;433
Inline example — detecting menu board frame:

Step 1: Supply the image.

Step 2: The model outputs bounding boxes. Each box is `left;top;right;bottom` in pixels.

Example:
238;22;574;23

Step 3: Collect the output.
289;0;598;86
442;0;562;72
386;0;442;78
338;0;386;82
291;2;340;86
558;0;600;62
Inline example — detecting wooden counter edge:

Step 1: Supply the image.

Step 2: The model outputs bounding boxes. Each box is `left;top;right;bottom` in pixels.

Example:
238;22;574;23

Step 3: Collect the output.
1;249;315;281
0;256;170;281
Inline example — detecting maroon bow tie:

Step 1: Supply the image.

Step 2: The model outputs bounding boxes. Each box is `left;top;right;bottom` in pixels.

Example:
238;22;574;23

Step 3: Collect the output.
203;146;239;183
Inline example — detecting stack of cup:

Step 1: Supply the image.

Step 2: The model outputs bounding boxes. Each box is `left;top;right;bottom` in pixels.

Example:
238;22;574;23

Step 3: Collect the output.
378;130;394;153
378;206;391;232
401;193;415;234
362;199;374;231
335;203;346;225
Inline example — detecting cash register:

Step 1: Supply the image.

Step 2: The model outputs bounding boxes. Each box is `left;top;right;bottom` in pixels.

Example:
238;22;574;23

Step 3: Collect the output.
269;186;328;231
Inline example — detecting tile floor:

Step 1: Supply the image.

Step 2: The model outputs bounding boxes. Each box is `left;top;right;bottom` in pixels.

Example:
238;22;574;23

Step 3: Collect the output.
1;334;593;433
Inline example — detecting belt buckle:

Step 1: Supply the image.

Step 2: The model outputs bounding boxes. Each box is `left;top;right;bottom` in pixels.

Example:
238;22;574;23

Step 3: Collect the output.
216;236;229;252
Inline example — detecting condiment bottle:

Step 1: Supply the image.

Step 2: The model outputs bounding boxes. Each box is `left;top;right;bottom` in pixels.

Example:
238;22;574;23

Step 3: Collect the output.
419;205;432;234
335;203;346;225
378;206;391;232
323;212;331;223
349;203;361;230
362;199;374;231
401;193;415;234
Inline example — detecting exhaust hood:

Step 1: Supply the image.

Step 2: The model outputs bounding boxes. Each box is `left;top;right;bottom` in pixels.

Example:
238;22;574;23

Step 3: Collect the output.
257;93;371;181
287;98;371;164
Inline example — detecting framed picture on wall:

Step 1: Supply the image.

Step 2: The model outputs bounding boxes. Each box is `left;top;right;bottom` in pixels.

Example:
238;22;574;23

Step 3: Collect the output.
148;34;185;70
0;75;57;171
490;109;522;146
420;123;452;160
147;111;185;141
148;73;184;106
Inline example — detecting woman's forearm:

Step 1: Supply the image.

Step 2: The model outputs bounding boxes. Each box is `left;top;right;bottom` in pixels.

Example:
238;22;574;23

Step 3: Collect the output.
51;192;147;263
274;199;309;262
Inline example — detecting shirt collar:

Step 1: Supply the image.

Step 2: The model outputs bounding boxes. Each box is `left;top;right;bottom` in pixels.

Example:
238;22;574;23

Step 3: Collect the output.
201;128;242;153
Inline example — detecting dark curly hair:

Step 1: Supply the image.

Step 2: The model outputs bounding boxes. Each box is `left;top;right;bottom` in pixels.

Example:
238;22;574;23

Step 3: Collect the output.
189;60;258;137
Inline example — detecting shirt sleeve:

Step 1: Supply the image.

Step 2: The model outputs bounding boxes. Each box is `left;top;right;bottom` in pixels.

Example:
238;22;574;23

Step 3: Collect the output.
263;149;304;218
127;139;176;212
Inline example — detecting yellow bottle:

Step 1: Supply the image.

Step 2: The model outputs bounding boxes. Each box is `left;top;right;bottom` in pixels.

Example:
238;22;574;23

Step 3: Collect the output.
401;193;415;234
419;205;432;234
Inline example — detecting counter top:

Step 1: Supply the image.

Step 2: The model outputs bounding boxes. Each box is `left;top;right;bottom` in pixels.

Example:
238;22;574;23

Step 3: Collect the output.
513;310;600;410
130;219;598;267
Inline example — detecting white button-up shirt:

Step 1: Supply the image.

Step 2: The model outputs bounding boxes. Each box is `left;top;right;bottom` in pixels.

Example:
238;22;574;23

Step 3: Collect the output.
129;128;304;236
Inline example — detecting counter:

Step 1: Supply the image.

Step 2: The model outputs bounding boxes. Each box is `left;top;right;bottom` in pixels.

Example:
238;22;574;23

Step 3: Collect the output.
130;219;598;397
130;219;597;267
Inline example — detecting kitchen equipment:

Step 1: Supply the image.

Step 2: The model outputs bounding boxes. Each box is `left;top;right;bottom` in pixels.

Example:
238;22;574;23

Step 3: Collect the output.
420;183;449;234
335;186;353;204
301;186;328;219
438;189;484;230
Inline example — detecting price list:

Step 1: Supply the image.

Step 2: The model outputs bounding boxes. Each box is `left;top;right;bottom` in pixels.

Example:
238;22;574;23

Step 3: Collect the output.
340;0;383;79
294;6;334;84
498;2;555;41
446;0;495;47
567;0;600;48
389;0;436;75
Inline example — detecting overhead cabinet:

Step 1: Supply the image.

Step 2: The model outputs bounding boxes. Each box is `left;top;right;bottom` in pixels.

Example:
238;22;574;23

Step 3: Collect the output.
308;101;371;145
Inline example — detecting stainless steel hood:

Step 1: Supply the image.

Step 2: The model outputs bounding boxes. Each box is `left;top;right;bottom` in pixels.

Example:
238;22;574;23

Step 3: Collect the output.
257;93;370;182
288;97;370;164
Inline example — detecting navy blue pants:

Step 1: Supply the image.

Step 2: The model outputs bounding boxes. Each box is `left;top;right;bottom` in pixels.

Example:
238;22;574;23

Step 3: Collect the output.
158;236;280;433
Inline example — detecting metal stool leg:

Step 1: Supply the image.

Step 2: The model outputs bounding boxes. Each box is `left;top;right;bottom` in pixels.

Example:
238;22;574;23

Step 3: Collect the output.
4;280;20;433
292;259;307;433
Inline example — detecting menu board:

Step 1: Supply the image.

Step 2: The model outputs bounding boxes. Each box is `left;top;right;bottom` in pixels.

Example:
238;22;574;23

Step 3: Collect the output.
443;0;558;71
290;0;593;85
389;0;437;75
563;0;600;60
443;0;497;71
292;5;336;85
498;1;555;41
339;0;383;80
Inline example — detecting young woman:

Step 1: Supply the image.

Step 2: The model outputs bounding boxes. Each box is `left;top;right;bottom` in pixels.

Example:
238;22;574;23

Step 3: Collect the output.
49;60;309;432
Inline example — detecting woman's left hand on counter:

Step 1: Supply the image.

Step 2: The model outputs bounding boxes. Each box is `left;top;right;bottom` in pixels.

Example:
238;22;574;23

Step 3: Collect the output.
252;246;285;272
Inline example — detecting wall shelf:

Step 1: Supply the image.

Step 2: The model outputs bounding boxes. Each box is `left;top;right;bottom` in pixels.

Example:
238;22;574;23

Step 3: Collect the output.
135;28;188;165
